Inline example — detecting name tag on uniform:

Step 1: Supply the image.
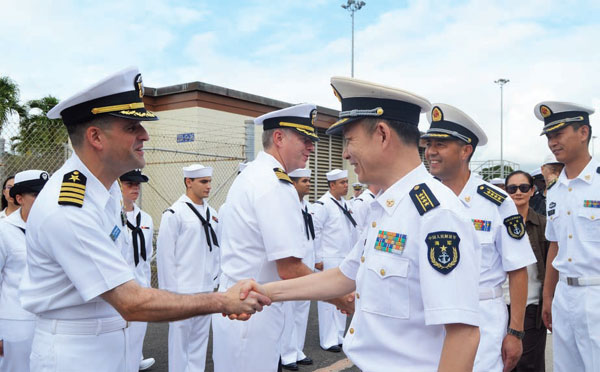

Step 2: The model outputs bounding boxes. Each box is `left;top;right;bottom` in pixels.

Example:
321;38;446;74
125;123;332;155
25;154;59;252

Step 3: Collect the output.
472;219;491;232
583;200;600;208
110;226;121;241
374;230;406;255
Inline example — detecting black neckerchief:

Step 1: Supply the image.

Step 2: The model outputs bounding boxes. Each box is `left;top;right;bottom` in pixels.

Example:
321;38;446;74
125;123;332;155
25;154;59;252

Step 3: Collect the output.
302;205;315;240
126;211;146;266
329;197;357;227
185;202;219;252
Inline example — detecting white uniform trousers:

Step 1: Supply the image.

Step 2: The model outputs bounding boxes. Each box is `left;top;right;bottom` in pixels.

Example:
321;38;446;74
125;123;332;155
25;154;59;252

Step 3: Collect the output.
29;321;128;372
126;321;147;372
168;314;211;372
0;319;35;372
280;300;310;365
473;297;507;372
317;257;346;349
552;281;600;372
212;301;284;372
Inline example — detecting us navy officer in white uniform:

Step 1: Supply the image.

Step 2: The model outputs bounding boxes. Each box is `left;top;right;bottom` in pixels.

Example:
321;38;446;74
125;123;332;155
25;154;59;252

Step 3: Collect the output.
312;168;358;352
213;103;353;372
0;170;48;372
536;101;600;372
280;168;316;370
251;77;481;372
18;67;270;372
157;164;219;372
423;103;536;372
119;169;155;371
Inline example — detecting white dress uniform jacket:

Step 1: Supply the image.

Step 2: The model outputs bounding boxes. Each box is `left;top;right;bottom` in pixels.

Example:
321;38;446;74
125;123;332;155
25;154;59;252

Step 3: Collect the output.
340;164;481;371
0;209;36;372
157;194;218;372
545;157;600;372
19;153;135;372
351;189;377;234
313;191;359;349
212;151;305;372
125;205;154;372
458;174;536;372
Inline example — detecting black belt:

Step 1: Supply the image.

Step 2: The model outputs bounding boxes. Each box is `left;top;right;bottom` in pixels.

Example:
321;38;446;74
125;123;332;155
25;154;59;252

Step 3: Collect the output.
302;205;315;240
185;202;219;252
126;212;146;266
330;197;357;227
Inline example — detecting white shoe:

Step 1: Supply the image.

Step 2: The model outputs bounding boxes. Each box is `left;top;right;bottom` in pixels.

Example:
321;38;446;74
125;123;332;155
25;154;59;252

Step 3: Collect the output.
139;358;155;370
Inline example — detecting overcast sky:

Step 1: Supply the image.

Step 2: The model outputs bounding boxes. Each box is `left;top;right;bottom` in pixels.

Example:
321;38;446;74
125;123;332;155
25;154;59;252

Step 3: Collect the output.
2;0;599;171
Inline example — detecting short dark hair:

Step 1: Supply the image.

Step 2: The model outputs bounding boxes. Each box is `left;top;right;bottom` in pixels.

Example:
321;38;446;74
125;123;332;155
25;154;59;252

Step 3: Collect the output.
571;122;592;145
1;175;14;210
290;176;301;183
67;115;113;148
363;118;421;147
505;170;534;187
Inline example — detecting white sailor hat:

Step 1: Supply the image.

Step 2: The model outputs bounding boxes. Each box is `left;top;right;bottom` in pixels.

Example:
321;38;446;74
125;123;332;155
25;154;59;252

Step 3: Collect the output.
352;182;363;190
423;103;488;147
183;164;213;178
254;103;319;141
326;169;348;181
489;177;505;186
534;101;595;135
10;169;49;198
327;76;431;135
288;168;311;178
530;167;542;177
542;153;561;166
48;66;158;126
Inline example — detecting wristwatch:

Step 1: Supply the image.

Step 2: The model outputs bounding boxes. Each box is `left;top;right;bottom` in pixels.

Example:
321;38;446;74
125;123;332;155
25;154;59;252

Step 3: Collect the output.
507;327;525;340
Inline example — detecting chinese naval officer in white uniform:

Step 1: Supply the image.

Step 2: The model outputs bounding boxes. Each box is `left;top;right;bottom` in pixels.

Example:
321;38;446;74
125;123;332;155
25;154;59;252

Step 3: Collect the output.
119;169;155;371
157;164;220;372
535;101;600;372
256;77;482;372
0;170;48;372
18;67;270;372
212;103;338;372
423;103;536;372
312;168;358;352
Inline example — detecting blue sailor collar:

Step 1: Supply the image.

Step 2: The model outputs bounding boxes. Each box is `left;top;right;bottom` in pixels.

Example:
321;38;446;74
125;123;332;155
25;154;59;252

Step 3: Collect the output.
375;163;429;216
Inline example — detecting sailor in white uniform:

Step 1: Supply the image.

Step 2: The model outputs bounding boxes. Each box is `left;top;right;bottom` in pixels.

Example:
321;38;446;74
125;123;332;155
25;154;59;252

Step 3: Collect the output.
423;103;536;371
157;164;220;372
0;170;48;372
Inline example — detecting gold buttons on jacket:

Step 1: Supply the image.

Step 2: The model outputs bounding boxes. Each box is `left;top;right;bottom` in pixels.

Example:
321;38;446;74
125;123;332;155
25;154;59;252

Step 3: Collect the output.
569;234;573;239
567;211;571;215
568;187;573;192
361;256;365;263
568;258;572;262
380;268;386;276
465;196;471;203
372;221;377;228
356;293;360;299
349;328;354;334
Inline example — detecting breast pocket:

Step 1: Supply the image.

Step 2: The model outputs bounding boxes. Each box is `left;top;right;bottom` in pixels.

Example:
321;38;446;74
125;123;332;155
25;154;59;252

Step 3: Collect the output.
578;208;600;242
360;252;409;319
477;232;496;269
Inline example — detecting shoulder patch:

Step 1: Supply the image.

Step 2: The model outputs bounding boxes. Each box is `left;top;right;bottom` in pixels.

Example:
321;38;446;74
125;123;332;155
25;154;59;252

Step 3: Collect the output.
546;178;557;190
409;183;440;216
273;167;292;184
58;170;87;208
163;208;175;214
314;201;324;205
503;214;526;239
425;231;460;274
477;184;506;206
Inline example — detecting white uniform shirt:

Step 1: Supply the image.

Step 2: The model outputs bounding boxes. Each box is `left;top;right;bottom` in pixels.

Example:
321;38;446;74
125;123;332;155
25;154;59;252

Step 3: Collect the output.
351;189;377;234
157;194;219;294
19;153;134;320
0;209;35;320
126;205;154;288
546;157;600;277
0;209;6;219
218;151;305;284
458;174;536;288
340;164;481;371
313;191;358;262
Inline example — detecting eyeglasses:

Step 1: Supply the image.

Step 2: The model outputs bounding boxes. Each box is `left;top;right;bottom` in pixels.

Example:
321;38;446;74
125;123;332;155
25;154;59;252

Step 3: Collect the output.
3;185;12;190
506;184;532;194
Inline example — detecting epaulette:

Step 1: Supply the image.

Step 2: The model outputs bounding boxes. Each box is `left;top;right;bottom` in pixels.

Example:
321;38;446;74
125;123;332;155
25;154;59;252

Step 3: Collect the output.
273;168;292;184
546;178;557;190
163;208;175;214
58;170;87;208
314;201;324;205
477;184;506;206
409;183;440;216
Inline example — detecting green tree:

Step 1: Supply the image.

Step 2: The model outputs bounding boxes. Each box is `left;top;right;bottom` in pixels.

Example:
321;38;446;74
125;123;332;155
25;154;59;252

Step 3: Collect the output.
0;76;24;132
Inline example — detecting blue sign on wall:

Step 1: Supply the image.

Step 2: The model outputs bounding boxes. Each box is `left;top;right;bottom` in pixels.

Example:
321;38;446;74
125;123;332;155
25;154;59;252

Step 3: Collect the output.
177;133;195;143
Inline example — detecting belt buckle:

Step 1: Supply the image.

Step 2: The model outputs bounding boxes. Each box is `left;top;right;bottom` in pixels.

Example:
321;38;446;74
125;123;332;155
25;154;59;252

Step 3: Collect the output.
567;277;578;286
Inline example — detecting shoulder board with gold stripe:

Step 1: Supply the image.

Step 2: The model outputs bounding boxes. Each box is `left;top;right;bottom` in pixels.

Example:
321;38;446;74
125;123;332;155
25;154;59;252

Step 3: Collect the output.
476;184;506;206
58;170;87;208
409;183;440;216
273;168;292;184
546;178;557;190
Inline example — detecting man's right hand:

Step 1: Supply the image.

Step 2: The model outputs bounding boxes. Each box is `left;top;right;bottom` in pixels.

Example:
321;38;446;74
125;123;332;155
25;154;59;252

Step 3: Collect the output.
542;296;553;332
0;339;3;357
222;279;272;320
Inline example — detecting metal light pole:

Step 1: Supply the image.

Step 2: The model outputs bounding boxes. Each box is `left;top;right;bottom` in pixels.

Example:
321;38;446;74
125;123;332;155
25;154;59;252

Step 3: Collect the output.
341;0;366;77
494;78;509;178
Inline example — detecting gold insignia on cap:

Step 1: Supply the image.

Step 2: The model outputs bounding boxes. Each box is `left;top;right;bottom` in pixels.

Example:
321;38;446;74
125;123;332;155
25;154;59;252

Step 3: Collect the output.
432;106;443;122
540;105;552;118
311;109;317;125
59;170;87;208
135;73;144;99
376;108;384;116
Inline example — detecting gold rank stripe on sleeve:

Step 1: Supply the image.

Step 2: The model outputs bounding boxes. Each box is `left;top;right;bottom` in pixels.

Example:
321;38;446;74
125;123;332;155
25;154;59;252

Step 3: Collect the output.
273;168;292;184
58;170;87;208
476;184;506;206
409;183;440;216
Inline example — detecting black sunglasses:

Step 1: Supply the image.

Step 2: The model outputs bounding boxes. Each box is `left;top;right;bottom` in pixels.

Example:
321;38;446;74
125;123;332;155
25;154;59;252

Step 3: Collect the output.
506;184;532;194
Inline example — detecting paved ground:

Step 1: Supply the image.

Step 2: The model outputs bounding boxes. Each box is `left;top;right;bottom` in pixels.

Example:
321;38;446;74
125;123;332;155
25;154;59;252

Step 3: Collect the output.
142;302;553;371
